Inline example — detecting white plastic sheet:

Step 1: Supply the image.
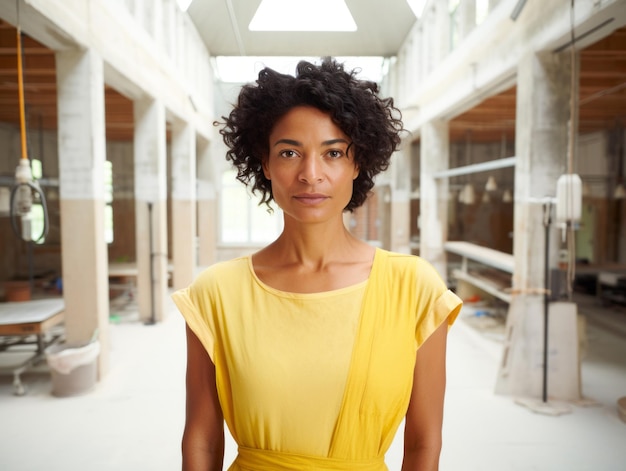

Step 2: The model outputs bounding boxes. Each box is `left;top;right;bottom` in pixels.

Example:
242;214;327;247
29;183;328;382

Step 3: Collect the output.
46;341;100;375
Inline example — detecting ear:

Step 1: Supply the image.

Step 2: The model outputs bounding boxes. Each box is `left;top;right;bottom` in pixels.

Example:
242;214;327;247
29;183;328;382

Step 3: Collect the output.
262;156;271;180
348;143;358;180
352;164;359;180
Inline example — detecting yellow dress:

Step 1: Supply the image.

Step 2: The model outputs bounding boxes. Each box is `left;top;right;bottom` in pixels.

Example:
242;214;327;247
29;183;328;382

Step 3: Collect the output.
172;248;462;470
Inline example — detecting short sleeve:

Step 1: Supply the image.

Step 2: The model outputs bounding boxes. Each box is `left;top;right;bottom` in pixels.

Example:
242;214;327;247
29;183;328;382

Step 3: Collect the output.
413;258;462;349
171;272;217;362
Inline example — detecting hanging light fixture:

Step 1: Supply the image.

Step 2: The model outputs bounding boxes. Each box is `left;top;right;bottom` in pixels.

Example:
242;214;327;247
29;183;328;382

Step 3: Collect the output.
482;191;491;204
615;183;626;199
460;130;475;205
458;186;465;204
485;175;498;192
462;183;476;204
10;4;49;243
502;188;513;203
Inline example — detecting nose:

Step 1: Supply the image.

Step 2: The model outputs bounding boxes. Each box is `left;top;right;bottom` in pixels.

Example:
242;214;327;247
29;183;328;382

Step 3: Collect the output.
298;154;323;184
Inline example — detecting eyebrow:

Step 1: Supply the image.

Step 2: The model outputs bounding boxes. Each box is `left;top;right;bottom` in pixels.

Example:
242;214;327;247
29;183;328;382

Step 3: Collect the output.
273;138;350;147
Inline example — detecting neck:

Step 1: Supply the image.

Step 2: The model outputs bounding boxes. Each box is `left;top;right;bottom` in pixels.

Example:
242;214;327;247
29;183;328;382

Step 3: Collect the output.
271;216;363;267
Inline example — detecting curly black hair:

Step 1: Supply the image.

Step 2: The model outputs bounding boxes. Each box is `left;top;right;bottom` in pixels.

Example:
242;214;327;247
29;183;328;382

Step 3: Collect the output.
218;57;404;212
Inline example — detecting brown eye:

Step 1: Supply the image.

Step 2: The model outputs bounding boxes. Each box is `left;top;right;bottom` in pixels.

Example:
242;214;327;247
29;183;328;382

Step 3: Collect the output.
327;150;344;159
279;150;298;158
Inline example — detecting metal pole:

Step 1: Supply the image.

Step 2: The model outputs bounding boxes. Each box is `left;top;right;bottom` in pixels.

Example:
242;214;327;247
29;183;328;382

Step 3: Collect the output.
145;202;156;325
542;201;552;403
28;240;34;294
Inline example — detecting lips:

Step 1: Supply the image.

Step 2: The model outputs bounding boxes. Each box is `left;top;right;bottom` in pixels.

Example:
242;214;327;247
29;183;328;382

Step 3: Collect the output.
293;193;329;205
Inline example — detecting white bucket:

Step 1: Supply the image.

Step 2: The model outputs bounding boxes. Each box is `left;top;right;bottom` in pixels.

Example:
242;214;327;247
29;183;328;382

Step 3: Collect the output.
46;341;100;397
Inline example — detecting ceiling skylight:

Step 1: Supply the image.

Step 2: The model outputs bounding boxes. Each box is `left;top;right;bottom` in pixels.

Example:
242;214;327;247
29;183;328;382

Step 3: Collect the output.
176;0;193;11
406;0;428;18
249;0;357;32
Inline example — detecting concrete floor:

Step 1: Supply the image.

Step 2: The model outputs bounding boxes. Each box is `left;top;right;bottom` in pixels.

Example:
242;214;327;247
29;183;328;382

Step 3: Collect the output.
1;293;625;471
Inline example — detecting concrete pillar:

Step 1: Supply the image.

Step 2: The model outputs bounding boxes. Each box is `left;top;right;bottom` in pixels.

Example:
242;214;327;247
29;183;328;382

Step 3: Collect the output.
133;97;168;323
197;138;217;267
171;119;196;289
513;50;570;296
414;26;424;86
434;0;451;61
420;120;450;278
496;51;580;401
489;0;501;10
421;6;434;77
457;0;477;41
390;148;411;254
150;0;162;46
56;48;110;376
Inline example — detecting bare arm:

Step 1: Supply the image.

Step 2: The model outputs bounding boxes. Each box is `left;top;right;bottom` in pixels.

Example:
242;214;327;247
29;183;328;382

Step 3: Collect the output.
402;320;449;471
182;325;225;471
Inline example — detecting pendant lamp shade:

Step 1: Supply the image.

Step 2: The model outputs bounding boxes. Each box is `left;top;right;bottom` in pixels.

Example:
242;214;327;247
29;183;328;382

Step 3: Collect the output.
502;188;513;203
461;183;476;204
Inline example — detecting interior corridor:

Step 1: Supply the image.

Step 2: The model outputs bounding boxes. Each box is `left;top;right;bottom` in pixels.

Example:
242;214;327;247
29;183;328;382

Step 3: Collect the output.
1;292;625;471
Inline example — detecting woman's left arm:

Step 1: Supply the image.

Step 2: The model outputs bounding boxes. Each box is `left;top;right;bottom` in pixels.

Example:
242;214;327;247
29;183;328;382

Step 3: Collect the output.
401;319;450;471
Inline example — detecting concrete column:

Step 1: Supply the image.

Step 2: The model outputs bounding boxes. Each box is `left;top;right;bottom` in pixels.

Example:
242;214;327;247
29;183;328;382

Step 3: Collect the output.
434;0;451;61
197;138;217;267
56;48;109;376
390;148;411;254
133;97;168;323
496;50;579;401
513;50;570;295
489;0;501;11
150;0;162;45
457;0;477;41
171;120;196;289
420;6;433;77
420;120;450;278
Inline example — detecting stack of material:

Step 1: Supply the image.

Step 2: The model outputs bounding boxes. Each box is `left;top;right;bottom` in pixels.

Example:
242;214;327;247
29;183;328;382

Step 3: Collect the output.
619;397;626;424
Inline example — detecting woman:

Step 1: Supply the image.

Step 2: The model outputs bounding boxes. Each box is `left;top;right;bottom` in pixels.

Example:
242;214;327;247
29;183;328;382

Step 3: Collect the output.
172;58;462;471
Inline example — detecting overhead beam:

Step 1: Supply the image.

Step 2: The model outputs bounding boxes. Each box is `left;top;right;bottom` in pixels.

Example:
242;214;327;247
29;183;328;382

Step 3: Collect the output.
433;157;517;179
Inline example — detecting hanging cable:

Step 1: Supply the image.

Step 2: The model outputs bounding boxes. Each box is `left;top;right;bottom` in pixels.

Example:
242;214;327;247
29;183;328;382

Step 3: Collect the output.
565;0;577;299
17;13;27;161
10;0;49;243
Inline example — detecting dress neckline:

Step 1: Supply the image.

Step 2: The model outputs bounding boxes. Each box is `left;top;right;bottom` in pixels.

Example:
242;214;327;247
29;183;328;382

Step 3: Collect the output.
246;247;380;298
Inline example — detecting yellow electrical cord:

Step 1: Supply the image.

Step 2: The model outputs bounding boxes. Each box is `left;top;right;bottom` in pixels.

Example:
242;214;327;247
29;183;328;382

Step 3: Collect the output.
16;25;28;160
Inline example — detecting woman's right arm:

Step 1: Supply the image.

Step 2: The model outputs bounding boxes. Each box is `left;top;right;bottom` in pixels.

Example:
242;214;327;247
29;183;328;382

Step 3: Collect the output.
182;324;225;471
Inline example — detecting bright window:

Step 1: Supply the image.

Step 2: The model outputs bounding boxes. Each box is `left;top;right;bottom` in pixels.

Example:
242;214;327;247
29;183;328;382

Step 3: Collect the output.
31;159;42;179
220;169;283;244
406;0;428;18
213;56;386;84
249;0;357;32
28;159;114;244
29;159;45;244
476;0;489;25
449;0;461;50
176;0;193;11
30;203;45;243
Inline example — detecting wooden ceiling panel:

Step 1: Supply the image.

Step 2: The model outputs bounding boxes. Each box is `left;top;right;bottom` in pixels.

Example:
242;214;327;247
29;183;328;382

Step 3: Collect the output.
0;19;624;148
0;19;135;142
449;26;626;144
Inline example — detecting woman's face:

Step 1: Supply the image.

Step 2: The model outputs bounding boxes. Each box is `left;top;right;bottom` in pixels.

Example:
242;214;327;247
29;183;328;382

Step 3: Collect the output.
263;106;358;225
